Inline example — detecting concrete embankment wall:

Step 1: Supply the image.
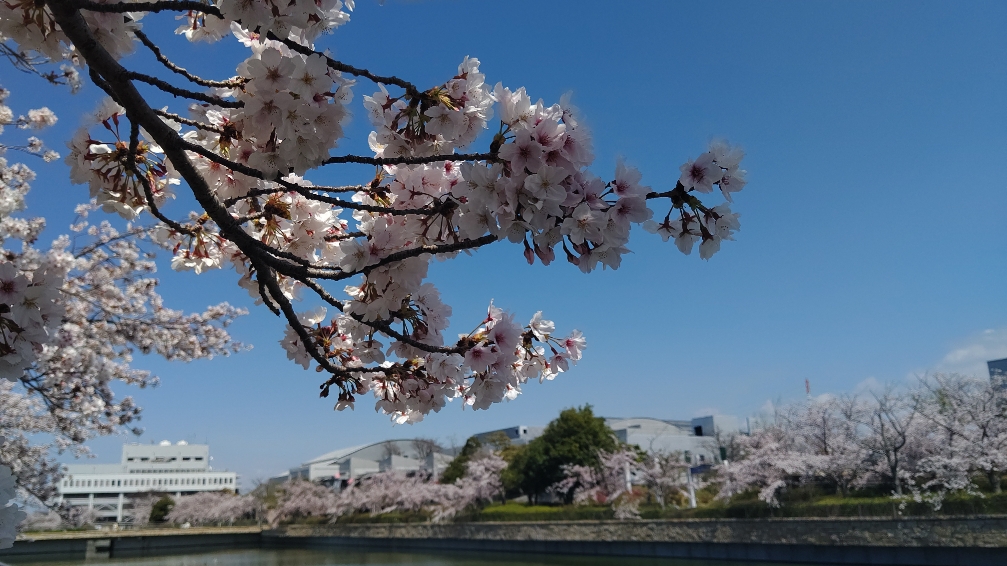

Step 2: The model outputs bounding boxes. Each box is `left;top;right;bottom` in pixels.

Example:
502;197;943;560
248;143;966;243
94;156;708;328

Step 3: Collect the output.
267;517;1007;566
6;518;1007;565
0;527;260;562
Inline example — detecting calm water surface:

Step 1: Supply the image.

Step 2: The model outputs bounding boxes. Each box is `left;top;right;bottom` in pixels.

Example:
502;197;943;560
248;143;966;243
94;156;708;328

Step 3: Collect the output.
2;548;820;566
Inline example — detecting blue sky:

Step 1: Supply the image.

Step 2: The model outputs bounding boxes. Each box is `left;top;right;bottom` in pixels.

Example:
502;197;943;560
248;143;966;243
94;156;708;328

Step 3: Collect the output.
5;0;1006;487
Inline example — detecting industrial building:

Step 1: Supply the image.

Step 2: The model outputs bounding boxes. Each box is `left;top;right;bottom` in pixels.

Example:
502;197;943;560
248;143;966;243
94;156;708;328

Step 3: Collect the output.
478;415;744;465
58;441;237;523
271;439;456;488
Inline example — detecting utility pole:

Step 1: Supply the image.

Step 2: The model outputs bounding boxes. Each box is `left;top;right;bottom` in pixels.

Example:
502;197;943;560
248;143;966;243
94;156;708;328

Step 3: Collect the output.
687;467;697;509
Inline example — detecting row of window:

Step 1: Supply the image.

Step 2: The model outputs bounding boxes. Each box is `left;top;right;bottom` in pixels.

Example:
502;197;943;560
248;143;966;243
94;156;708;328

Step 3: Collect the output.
128;468;205;474
125;456;203;462
63;476;234;489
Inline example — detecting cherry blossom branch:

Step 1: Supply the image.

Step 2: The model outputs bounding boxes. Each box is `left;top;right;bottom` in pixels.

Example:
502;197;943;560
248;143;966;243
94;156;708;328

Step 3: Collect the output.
177;139;459;217
354;233;497;278
298;277;466;355
153;108;225;134
266;32;420;98
125;70;243;108
48;2;311;282
0;43;79;89
252;257;356;383
71;225;149;258
293;187;446;217
323;152;498;166
134;29;243;89
126;120;199;236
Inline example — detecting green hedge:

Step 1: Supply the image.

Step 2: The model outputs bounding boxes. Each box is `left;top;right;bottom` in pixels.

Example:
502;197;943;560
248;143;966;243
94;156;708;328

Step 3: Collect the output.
289;492;1007;525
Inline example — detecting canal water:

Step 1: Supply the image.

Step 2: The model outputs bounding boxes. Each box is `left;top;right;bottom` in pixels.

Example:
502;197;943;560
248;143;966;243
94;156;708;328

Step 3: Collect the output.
1;548;820;566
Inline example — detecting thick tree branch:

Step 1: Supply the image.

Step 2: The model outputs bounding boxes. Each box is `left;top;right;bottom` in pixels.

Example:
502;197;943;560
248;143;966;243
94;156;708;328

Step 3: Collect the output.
68;0;222;17
47;0;310;280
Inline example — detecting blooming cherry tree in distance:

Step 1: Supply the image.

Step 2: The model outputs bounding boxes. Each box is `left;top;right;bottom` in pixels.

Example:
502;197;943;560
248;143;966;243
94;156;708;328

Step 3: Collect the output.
0;0;749;429
0;88;245;541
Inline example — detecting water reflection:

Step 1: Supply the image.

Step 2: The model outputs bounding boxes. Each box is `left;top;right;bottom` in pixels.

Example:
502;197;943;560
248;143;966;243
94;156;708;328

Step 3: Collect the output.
2;548;819;566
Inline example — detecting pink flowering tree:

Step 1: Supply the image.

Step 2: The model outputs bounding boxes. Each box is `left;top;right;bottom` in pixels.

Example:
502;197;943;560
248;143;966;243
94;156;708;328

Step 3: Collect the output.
271;452;507;524
551;448;642;518
166;491;256;525
843;387;921;497
0;87;245;541
781;397;872;497
128;493;159;526
432;451;507;521
638;450;688;509
900;373;1007;508
0;0;748;429
272;479;337;526
715;423;812;508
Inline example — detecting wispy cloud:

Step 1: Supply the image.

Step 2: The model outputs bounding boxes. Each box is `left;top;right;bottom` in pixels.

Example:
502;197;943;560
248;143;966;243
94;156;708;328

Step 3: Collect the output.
935;328;1007;377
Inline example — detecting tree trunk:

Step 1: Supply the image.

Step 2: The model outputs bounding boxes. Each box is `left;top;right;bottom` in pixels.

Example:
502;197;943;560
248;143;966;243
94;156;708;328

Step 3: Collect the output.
989;471;1002;494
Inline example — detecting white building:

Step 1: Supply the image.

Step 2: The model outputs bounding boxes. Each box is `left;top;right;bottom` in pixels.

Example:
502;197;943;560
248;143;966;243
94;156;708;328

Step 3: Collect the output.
273;439;455;488
477;415;745;465
473;425;544;446
607;416;743;465
58;441;237;523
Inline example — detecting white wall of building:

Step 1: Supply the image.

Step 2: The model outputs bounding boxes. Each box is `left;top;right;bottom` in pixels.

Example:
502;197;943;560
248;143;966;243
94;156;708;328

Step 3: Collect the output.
58;441;237;523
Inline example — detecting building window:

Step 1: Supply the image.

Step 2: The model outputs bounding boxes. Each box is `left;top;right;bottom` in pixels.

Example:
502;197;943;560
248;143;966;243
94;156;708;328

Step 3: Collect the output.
694;426;703;437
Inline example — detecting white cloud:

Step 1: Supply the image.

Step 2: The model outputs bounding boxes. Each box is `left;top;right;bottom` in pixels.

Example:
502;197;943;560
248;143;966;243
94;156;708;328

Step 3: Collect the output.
853;376;885;395
935;327;1007;377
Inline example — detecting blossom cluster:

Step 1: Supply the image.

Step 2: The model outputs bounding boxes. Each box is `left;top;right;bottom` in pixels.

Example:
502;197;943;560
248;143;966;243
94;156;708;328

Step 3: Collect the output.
65;98;178;219
226;36;354;176
0;263;64;382
0;0;140;62
217;0;353;45
644;141;745;259
283;302;585;423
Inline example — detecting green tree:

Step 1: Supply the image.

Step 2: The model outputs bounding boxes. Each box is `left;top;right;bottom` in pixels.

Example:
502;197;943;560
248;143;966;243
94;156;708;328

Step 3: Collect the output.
509;405;617;503
149;496;175;523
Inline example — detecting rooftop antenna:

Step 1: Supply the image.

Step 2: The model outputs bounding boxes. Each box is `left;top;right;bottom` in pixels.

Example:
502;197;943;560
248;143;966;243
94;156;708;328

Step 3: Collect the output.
805;379;811;400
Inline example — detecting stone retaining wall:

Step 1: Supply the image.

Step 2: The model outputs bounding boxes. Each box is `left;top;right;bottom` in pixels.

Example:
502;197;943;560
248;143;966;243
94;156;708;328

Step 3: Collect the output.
267;518;1007;565
6;519;1007;565
275;517;1007;547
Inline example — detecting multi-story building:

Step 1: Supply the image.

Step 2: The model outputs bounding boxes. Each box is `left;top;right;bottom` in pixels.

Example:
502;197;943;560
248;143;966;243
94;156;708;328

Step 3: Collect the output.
58;441;237;523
